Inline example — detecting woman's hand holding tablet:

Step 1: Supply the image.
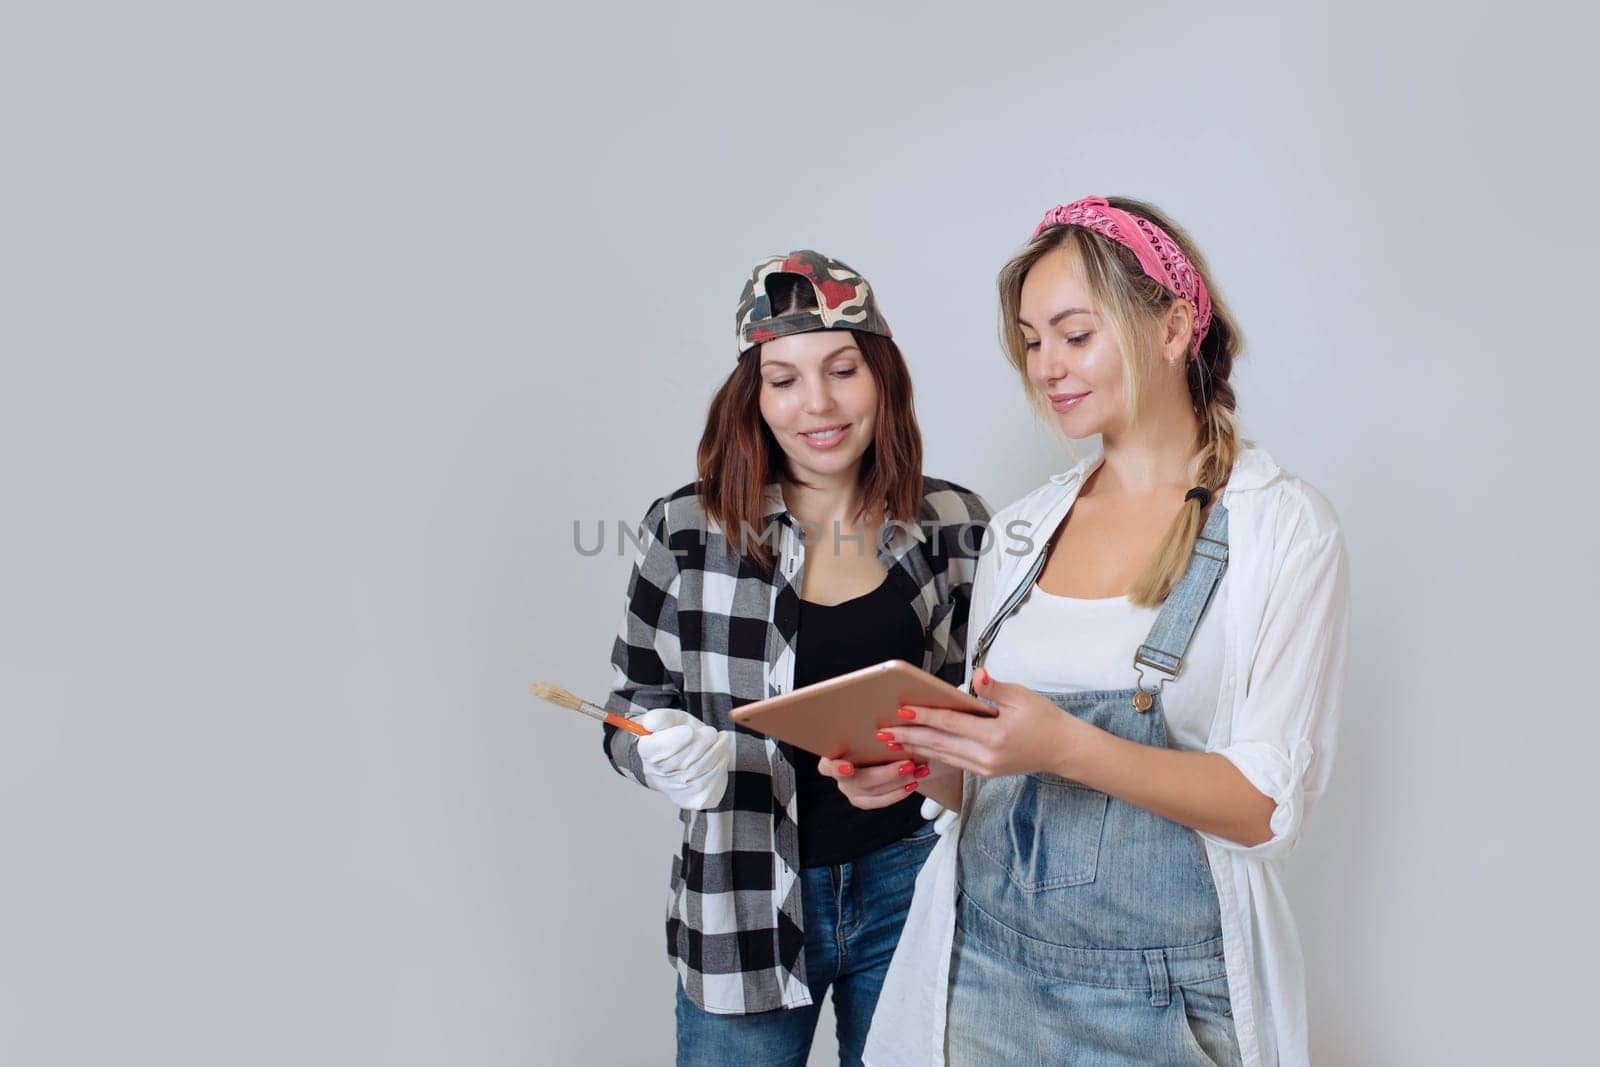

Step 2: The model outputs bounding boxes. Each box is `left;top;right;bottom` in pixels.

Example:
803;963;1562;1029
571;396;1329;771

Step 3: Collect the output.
729;659;993;809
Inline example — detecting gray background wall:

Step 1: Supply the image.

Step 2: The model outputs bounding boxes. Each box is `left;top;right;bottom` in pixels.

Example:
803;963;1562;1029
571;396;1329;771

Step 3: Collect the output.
3;2;1595;1064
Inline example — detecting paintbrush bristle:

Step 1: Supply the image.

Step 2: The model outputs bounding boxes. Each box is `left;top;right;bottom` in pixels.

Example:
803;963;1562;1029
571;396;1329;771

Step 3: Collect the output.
530;681;585;711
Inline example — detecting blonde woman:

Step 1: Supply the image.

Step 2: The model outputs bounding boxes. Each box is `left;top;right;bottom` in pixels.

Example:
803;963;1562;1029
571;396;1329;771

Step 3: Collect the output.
824;197;1348;1066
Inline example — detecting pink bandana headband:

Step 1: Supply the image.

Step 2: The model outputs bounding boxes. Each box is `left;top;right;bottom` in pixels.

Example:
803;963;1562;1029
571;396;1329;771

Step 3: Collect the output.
1032;196;1212;356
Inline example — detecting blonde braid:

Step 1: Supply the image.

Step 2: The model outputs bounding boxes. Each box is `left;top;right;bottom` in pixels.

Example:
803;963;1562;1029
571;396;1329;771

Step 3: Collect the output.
1123;199;1243;607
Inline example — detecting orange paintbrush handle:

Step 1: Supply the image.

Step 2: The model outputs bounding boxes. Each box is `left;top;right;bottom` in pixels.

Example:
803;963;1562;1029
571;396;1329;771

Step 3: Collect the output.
530;682;657;736
605;712;652;737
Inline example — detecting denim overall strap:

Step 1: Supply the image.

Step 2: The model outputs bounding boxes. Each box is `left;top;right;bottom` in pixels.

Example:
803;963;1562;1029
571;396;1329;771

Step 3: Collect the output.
1133;502;1229;682
970;544;1050;672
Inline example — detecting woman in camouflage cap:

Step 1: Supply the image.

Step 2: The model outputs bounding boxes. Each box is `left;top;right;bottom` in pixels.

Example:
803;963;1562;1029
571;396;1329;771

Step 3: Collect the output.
600;250;991;1064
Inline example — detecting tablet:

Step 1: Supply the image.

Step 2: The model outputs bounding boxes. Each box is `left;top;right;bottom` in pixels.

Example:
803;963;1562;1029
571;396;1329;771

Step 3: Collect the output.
730;659;995;811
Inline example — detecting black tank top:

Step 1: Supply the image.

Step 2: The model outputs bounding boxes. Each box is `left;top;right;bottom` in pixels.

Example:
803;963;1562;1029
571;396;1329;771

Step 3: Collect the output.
792;576;929;868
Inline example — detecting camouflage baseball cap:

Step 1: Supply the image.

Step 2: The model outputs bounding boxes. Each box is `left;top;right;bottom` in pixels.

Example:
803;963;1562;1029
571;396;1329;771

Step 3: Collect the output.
734;250;893;357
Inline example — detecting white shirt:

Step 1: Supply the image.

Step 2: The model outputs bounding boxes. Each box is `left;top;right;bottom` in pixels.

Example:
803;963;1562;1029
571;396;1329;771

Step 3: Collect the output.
863;444;1349;1067
982;580;1228;752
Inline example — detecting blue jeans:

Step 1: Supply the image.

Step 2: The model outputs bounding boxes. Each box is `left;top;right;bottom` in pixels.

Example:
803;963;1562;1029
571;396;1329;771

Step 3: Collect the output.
674;823;938;1067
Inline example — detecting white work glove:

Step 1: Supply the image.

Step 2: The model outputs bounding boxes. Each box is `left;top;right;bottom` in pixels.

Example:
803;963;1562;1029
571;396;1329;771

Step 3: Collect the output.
919;796;959;836
636;708;733;811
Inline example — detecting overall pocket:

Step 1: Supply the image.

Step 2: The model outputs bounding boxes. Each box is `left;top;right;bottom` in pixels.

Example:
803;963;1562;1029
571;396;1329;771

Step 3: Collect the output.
974;772;1109;892
1175;975;1242;1067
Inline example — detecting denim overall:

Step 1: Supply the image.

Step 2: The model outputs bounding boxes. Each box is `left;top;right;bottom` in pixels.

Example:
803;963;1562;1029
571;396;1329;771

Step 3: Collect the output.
949;505;1242;1066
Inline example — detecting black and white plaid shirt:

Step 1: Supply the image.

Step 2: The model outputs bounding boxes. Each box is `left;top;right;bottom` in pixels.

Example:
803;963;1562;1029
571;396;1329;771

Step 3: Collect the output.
602;477;990;1015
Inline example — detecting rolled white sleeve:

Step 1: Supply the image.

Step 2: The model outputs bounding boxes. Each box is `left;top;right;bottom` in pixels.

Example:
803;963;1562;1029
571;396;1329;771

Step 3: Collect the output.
1207;523;1349;860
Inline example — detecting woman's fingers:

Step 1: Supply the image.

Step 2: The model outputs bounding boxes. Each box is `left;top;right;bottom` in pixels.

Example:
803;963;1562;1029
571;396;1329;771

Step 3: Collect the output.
877;724;993;776
850;761;921;790
817;756;854;779
896;703;990;739
820;756;926;784
972;666;1028;708
825;758;927;809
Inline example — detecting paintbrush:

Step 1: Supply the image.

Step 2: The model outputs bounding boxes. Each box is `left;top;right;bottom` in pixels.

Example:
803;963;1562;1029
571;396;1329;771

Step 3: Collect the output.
529;682;652;736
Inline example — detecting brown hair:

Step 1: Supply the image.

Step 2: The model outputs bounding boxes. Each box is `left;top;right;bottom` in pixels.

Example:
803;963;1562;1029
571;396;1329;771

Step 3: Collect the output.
697;275;923;572
997;196;1244;606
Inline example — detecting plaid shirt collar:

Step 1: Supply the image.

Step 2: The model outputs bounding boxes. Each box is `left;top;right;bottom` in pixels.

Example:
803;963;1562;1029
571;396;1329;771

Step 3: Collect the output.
759;480;930;548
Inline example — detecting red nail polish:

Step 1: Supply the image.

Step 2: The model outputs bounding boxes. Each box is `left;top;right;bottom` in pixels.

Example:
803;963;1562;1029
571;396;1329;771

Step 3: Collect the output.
975;667;990;686
914;765;931;778
904;782;918;792
898;761;915;775
874;730;894;741
897;707;916;720
885;742;904;751
838;763;854;776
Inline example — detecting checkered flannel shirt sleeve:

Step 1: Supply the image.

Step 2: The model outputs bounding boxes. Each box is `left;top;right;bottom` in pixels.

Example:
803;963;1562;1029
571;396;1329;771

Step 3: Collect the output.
599;488;810;1013
920;478;993;688
602;496;685;785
